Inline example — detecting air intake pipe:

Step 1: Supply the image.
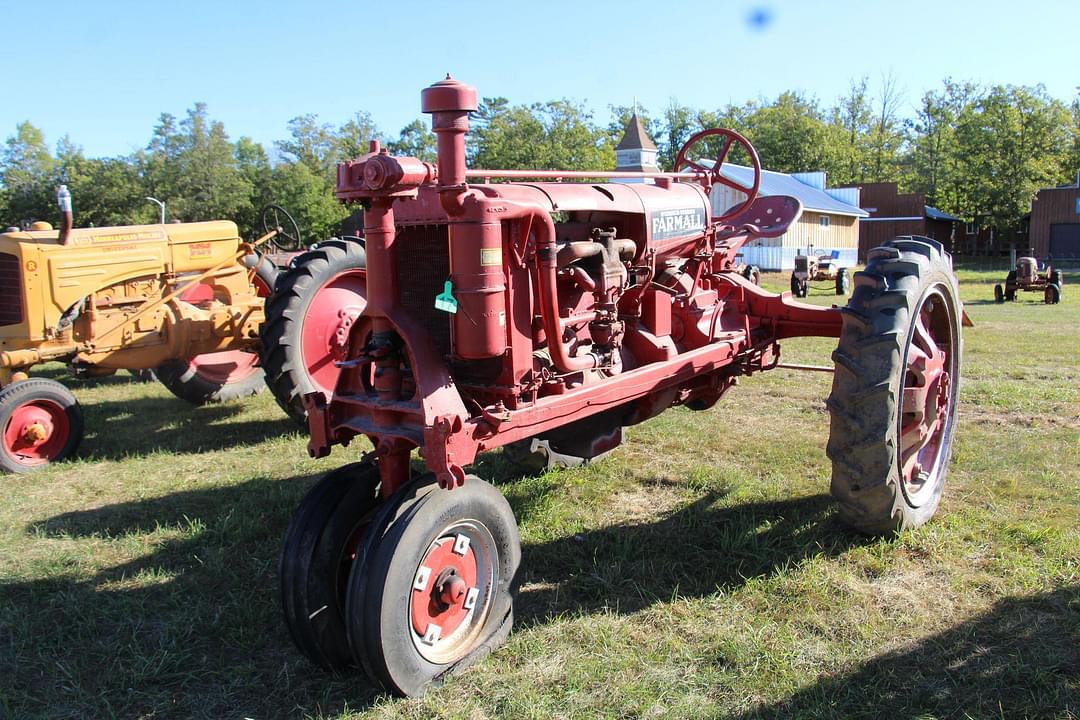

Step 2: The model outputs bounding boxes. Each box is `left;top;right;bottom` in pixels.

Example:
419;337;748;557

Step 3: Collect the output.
421;76;598;372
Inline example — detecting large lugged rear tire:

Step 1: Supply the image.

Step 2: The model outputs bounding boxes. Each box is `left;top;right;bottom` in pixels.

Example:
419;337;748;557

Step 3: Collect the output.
260;239;368;424
1044;283;1061;304
155;350;266;405
826;237;962;535
1004;270;1017;301
154;253;278;405
836;267;850;295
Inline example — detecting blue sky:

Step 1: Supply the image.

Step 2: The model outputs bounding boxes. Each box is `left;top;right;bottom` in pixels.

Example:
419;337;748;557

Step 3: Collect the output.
2;0;1077;158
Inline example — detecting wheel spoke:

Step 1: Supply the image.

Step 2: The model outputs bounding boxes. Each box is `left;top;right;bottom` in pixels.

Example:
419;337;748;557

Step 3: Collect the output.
898;292;954;498
714;136;735;167
680;158;709;175
715;174;752;194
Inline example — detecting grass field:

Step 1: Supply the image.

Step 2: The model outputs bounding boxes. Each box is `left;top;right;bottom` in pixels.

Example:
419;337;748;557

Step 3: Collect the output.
1;269;1077;719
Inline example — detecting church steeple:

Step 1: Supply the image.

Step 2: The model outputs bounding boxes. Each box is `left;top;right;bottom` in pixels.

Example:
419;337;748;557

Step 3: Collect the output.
614;112;659;181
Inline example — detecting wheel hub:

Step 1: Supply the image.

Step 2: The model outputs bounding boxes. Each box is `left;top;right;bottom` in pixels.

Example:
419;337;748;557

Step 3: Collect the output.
21;420;50;445
410;534;479;648
331;308;361;361
435;568;468;608
4;399;69;465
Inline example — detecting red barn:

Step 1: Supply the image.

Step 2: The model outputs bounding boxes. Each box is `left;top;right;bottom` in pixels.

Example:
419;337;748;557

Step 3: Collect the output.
1029;181;1080;263
843;182;963;261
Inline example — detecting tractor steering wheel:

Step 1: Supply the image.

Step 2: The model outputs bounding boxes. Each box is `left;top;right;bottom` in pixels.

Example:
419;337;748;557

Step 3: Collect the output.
259;204;303;252
673;128;761;224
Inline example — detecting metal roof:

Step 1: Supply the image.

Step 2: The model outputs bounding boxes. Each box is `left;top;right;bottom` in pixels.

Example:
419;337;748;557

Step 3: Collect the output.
702;161;868;217
924;205;962;222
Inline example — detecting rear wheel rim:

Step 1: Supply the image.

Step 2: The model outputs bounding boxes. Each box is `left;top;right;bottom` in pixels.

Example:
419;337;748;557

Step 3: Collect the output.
899;287;957;506
253;274;273;298
3;399;69;466
408;520;497;665
299;271;369;398
187;350;261;385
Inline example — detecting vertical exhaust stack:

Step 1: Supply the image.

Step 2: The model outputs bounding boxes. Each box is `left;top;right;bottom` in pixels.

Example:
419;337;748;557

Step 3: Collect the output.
421;75;478;217
57;185;73;245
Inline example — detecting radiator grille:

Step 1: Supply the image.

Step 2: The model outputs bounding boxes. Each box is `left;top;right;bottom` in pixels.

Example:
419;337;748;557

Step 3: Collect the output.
395;226;451;358
794;257;808;272
0;253;22;326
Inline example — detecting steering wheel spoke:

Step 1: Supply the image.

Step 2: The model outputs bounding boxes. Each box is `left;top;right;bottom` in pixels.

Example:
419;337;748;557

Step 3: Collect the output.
681;158;710;175
714;136;735;168
715;174;752;195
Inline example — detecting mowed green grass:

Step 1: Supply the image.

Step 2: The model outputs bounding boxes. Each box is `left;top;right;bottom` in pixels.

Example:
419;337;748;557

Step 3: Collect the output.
1;269;1077;720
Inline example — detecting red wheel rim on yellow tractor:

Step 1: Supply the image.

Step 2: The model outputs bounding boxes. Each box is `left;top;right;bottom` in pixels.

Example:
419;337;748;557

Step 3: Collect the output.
0;378;83;473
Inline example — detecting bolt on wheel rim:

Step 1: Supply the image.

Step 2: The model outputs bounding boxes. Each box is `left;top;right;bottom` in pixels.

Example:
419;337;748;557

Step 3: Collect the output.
3;400;69;466
899;288;957;506
408;520;497;664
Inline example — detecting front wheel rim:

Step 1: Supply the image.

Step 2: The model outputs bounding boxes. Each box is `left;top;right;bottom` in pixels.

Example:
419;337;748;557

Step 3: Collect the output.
899;286;958;506
3;399;70;466
408;519;498;665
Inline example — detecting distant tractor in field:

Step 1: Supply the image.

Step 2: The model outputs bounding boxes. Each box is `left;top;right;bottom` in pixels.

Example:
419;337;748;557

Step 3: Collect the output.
733;253;761;285
0;192;304;472
790;246;850;297
994;253;1063;304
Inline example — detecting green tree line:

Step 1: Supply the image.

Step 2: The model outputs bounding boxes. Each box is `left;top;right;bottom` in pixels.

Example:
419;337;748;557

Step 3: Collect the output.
2;78;1077;244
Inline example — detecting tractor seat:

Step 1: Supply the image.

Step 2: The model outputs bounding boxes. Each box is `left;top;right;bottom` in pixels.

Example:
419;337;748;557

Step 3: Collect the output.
718;195;803;240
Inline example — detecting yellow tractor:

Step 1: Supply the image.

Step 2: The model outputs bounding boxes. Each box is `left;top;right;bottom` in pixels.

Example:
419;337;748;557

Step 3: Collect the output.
0;188;288;472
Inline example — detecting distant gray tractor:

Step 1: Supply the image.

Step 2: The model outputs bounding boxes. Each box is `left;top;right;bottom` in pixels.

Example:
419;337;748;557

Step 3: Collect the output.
790;246;850;297
733;253;761;286
994;253;1063;304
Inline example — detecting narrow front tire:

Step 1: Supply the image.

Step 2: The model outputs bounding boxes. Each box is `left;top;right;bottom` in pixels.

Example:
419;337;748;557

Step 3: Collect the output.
348;477;520;696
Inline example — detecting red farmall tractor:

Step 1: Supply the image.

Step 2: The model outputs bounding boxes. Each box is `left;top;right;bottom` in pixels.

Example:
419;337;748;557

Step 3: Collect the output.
279;77;964;696
993;253;1064;304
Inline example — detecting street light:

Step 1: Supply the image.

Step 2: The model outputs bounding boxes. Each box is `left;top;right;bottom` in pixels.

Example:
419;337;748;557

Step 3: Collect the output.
145;197;166;224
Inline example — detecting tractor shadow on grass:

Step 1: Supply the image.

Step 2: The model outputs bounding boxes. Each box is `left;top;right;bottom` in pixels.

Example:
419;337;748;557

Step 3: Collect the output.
25;364;299;461
8;464;858;719
77;394;299;461
728;583;1080;720
513;489;867;623
32;363;154;388
8;471;387;719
